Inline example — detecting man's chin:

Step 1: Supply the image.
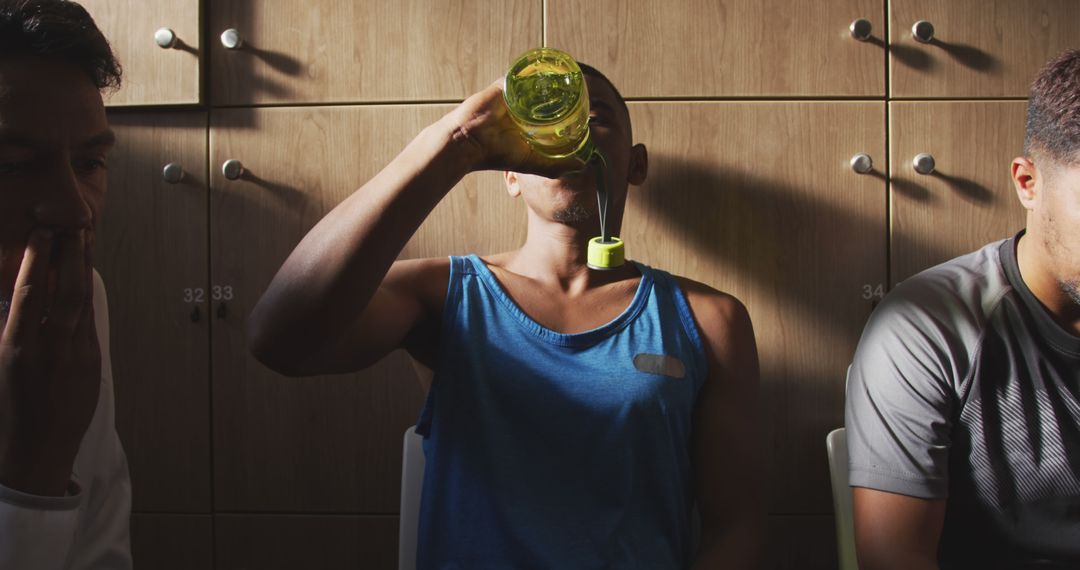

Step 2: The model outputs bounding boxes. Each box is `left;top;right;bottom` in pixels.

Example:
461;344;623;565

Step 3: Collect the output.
1062;279;1080;308
552;202;593;224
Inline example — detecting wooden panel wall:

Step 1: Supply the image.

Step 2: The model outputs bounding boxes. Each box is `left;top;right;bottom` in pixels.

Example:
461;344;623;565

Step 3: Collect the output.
97;112;211;513
890;102;1028;283
81;0;201;105
890;0;1080;97
548;0;885;97
209;0;541;104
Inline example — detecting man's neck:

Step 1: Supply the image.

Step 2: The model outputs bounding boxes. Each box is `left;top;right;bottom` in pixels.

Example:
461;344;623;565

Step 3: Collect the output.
1016;232;1080;336
499;217;636;295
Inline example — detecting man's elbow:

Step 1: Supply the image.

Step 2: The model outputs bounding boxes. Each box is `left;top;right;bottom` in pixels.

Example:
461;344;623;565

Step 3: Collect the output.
246;308;309;378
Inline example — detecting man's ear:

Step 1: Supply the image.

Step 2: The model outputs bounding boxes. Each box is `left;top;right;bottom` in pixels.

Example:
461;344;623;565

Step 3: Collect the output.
628;143;648;186
504;171;521;197
1012;156;1041;210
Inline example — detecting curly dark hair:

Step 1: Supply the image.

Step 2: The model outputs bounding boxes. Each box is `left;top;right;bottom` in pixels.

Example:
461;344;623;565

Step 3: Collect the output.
0;0;121;90
1025;49;1080;165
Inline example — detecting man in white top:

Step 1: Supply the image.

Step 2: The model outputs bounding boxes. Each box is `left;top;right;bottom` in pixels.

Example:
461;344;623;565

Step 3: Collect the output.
0;0;131;568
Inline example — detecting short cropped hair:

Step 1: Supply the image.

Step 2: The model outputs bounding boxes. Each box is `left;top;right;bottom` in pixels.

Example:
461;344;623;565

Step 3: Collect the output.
0;0;121;90
1025;49;1080;165
577;62;632;140
578;63;628;114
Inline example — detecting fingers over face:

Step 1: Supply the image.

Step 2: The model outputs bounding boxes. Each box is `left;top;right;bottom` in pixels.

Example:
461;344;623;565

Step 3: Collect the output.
1;229;54;345
45;230;90;336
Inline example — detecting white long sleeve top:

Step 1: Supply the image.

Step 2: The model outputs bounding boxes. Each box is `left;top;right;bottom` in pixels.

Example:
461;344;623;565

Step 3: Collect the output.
0;271;132;569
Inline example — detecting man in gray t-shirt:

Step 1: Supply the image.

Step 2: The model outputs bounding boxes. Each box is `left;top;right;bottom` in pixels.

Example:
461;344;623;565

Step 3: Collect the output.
846;50;1080;570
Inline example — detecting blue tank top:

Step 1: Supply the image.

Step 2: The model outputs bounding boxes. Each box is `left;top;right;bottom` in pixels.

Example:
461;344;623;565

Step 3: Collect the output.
415;255;708;569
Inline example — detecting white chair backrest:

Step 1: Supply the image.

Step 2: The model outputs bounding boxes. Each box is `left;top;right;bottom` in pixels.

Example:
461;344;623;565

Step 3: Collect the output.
399;426;426;570
826;427;858;570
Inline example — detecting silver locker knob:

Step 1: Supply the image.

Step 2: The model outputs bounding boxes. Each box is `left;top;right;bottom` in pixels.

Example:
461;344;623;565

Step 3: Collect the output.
220;28;243;50
913;153;936;175
850;153;873;174
154;28;178;49
849;19;873;41
912;20;935;43
162;162;185;184
222;159;245;180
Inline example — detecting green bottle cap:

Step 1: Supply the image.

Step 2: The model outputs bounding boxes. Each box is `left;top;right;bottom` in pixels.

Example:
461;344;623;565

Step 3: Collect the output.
587;237;625;270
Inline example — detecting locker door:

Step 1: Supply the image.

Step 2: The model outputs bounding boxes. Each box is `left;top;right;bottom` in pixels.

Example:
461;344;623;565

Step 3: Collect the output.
82;0;202;106
890;0;1080;98
97;111;211;512
890;101;1028;284
210;0;540;105
548;0;886;97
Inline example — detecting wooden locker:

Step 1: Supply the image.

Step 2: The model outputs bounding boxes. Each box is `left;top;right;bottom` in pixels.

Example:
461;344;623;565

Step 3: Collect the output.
97;111;211;512
766;515;838;570
131;514;214;570
547;0;886;97
209;0;540;105
208;104;528;511
890;101;1028;284
890;0;1080;98
81;0;202;106
215;515;398;570
623;101;887;514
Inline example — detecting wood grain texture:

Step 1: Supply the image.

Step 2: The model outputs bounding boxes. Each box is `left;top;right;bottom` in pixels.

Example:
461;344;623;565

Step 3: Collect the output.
624;102;886;514
131;514;213;570
890;0;1080;97
547;0;885;97
209;105;523;511
890;101;1028;284
765;515;839;570
215;515;397;570
210;0;540;105
97;112;211;512
81;0;201;106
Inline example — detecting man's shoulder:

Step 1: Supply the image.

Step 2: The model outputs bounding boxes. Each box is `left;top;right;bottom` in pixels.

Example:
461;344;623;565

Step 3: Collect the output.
387;256;452;310
852;239;1015;388
880;239;1013;335
667;274;752;349
669;274;746;320
387;256;453;291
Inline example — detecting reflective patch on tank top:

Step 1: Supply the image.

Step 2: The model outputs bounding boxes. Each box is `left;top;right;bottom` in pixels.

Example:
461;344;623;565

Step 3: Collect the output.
633;353;686;379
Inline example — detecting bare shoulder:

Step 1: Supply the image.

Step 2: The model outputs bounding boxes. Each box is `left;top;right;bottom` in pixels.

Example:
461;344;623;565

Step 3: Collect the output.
386;255;451;281
672;276;753;339
385;256;452;313
671;275;757;386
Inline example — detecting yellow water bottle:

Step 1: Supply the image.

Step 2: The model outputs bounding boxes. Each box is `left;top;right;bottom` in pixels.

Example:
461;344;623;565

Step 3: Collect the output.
503;47;625;270
503;47;593;160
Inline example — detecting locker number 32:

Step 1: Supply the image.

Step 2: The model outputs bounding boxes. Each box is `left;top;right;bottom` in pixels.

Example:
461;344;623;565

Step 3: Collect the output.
184;286;234;302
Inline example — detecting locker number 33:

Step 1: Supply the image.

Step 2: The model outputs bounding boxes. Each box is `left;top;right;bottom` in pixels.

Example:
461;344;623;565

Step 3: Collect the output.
184;286;235;302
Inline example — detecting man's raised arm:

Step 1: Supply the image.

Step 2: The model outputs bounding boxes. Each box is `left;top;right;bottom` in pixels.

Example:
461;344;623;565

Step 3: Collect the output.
248;81;581;376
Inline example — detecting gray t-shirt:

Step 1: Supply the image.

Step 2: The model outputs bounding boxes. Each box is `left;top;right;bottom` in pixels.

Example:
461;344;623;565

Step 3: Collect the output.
846;232;1080;568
